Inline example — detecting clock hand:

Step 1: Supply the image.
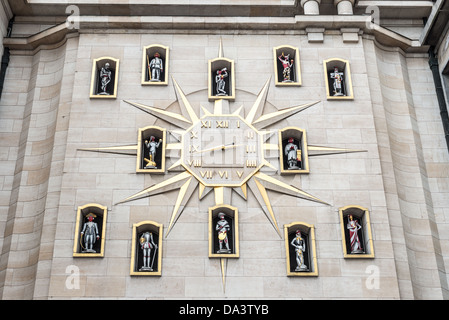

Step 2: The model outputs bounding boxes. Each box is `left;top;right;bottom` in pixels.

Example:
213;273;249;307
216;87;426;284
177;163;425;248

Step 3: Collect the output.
221;143;245;150
193;142;244;154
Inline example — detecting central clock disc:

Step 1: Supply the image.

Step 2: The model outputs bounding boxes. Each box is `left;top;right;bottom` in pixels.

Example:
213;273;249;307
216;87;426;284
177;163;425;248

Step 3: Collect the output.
181;114;263;187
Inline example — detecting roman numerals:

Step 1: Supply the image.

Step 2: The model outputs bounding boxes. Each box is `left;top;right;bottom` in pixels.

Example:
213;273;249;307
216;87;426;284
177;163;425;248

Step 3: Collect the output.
189;145;199;153
246;160;257;168
200;120;235;128
215;120;229;128
188;159;202;167
183;115;262;185
196;168;257;180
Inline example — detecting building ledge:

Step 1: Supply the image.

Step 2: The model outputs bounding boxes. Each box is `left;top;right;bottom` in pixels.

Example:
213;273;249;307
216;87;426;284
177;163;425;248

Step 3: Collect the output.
3;14;426;53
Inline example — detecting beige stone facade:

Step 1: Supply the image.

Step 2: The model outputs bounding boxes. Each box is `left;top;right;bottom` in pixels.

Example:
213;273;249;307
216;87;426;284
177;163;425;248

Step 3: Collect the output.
0;0;448;300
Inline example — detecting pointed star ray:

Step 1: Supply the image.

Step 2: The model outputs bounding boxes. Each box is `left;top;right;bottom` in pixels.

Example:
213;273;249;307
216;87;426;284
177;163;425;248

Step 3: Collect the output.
124;100;192;129
252;101;320;129
166;176;199;237
199;183;213;200
220;258;227;292
254;172;329;205
247;177;282;237
77;144;138;155
168;130;185;142
172;77;199;124
308;145;367;157
245;77;271;125
201;105;212;116
167;158;184;171
232;183;247;200
232;105;243;116
115;171;192;205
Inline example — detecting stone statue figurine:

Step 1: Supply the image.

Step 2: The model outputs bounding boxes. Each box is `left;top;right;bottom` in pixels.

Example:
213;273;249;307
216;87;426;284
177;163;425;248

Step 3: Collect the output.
291;230;308;271
330;66;345;96
80;213;100;253
144;136;162;169
99;62;112;95
139;231;158;271
215;68;228;96
278;52;294;82
347;214;364;254
285;137;300;170
148;52;164;82
215;212;231;253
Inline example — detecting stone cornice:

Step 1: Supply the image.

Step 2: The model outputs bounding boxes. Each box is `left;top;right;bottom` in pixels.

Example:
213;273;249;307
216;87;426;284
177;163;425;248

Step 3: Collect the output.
4;15;426;53
8;0;302;17
8;0;434;18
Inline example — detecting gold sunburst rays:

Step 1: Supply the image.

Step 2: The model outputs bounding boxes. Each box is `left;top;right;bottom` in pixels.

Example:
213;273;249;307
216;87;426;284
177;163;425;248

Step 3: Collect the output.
115;171;199;236
78;76;365;242
77;144;138;155
246;172;329;237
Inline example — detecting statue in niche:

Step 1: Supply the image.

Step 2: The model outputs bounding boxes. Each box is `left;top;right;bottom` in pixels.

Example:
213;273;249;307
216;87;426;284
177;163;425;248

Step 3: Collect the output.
285;137;301;170
144;136;162;169
278;52;294;82
80;213;100;253
347;215;364;254
291;230;308;271
215;68;228;96
148;52;164;82
215;212;231;253
99;63;112;95
330;66;345;96
139;231;158;271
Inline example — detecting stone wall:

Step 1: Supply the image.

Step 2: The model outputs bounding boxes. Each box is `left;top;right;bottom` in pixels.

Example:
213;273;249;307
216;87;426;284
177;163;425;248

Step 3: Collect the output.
0;24;448;299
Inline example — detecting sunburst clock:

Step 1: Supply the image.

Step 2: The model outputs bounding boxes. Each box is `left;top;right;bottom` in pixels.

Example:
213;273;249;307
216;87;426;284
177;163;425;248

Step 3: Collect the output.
79;76;364;284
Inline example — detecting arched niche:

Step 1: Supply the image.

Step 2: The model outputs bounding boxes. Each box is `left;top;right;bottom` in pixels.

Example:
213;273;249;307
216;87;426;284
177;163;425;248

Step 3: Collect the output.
284;221;318;276
90;57;119;98
142;44;169;85
279;127;309;174
323;58;354;100
339;205;375;258
136;126;166;173
209;205;239;258
73;203;108;257
130;221;163;276
273;45;301;86
208;57;235;101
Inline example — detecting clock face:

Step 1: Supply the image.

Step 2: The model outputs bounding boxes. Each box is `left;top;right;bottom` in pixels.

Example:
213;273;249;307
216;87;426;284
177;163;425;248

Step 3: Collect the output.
181;114;263;187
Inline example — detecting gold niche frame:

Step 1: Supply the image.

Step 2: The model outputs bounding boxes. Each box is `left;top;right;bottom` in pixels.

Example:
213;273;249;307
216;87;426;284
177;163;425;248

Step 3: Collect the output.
273;45;302;86
278;127;310;174
208;204;239;259
141;44;169;86
208;57;235;101
136;126;166;173
89;57;119;99
73;203;108;257
130;220;163;276
284;221;318;276
323;57;354;100
339;205;375;258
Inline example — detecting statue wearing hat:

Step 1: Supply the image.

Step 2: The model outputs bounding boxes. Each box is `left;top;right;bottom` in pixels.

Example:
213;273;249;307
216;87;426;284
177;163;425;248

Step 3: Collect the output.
80;213;100;253
215;68;228;96
291;230;308;271
278;52;294;82
285;137;301;170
